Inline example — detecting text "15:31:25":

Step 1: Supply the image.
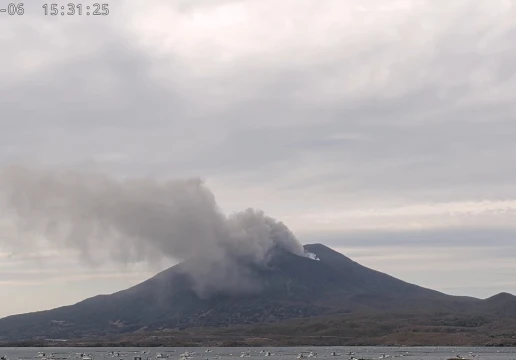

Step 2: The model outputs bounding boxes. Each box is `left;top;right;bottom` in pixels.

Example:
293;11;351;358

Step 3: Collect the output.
42;3;109;15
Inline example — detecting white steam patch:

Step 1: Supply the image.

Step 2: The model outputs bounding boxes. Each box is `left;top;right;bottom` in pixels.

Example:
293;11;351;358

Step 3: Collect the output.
0;165;306;296
305;252;320;261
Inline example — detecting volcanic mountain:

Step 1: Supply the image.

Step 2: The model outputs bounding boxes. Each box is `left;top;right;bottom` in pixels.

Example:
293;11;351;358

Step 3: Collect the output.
0;244;513;342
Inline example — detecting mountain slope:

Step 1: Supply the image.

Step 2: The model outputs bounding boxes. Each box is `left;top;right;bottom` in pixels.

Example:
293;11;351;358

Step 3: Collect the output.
0;244;507;341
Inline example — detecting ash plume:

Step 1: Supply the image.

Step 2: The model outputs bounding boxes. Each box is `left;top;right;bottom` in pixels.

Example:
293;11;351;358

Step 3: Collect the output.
0;165;305;296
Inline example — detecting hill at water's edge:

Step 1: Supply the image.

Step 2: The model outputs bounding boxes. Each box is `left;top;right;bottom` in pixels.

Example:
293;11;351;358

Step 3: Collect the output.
0;244;515;345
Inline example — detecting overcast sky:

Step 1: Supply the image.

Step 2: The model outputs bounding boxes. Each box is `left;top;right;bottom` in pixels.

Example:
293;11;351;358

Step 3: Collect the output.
1;0;516;318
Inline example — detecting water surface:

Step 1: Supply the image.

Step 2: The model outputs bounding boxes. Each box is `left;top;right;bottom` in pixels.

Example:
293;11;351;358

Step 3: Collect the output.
1;347;515;360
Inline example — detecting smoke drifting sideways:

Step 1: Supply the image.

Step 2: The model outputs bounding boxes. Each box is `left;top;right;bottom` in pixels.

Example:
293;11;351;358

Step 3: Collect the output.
0;165;308;296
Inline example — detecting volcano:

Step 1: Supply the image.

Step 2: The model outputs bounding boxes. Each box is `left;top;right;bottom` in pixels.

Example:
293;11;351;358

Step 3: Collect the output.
0;244;513;342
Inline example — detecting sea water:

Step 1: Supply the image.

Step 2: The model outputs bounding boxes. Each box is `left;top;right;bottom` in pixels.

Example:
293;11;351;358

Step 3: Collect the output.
0;347;515;360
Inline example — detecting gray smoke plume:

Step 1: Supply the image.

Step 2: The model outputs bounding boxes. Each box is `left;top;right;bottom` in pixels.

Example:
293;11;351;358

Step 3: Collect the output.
0;165;306;296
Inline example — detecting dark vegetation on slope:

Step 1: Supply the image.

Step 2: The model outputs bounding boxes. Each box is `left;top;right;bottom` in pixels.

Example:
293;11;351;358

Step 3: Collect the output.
0;244;515;345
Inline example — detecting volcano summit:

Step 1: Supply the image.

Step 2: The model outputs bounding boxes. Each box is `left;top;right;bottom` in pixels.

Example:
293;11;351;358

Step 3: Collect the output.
1;243;511;343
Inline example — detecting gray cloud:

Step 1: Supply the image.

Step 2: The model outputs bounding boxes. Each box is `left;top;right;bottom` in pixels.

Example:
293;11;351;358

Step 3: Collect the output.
2;0;515;200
